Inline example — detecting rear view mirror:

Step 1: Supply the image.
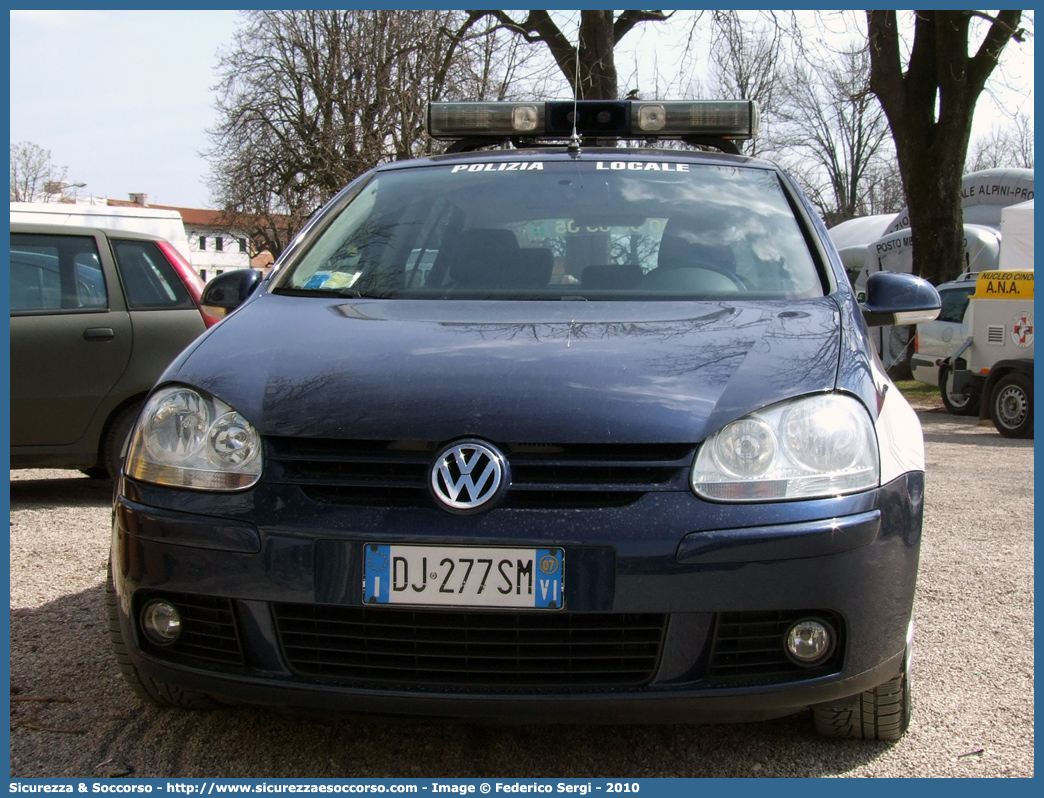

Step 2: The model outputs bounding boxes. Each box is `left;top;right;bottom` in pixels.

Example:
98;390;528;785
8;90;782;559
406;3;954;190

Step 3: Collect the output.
861;271;941;327
200;269;263;319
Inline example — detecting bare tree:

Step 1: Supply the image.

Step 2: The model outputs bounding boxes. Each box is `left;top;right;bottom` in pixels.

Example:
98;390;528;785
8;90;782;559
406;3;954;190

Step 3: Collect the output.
466;11;672;99
708;11;785;156
968;112;1034;171
866;10;1026;285
860;159;907;217
705;13;903;217
773;43;894;226
207;10;527;258
10;141;68;203
458;17;561;102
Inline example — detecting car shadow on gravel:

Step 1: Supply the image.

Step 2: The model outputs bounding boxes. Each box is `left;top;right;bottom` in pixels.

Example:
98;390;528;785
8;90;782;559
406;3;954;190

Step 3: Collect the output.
10;472;115;510
12;582;896;779
917;410;1035;448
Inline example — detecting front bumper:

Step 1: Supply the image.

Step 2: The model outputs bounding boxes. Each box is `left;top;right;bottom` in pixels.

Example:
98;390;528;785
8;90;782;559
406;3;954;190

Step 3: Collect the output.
109;471;923;723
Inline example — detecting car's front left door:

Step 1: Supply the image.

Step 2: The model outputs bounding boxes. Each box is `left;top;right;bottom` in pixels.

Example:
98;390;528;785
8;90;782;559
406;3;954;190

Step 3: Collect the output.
10;229;133;447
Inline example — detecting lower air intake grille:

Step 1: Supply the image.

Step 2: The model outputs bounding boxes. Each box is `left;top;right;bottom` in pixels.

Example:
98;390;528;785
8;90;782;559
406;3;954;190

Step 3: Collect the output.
272;604;666;691
138;593;244;665
705;610;844;685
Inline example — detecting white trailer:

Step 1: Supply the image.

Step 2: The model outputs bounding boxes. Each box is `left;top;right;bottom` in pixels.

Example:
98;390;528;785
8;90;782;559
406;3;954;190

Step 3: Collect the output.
998;199;1034;270
9;202;192;264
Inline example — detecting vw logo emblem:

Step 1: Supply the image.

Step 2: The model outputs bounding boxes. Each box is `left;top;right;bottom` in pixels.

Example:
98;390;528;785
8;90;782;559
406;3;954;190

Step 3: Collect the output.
430;439;507;514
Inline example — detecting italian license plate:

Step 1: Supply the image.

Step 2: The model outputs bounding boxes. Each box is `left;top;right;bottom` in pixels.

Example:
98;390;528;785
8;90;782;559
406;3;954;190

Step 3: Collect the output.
363;544;564;609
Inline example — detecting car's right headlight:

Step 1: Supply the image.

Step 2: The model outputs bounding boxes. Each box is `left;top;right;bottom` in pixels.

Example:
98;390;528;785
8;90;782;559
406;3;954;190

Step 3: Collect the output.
691;393;879;502
125;385;263;491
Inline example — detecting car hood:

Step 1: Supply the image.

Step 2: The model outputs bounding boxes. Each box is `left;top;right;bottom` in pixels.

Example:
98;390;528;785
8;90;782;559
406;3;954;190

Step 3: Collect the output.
173;295;841;443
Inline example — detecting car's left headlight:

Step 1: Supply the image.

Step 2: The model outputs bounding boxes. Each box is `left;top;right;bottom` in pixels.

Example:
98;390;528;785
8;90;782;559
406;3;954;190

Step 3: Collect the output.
692;393;879;502
125;385;263;491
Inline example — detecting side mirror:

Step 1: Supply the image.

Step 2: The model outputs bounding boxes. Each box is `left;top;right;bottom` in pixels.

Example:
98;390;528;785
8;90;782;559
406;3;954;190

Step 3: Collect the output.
200;269;263;319
861;271;941;327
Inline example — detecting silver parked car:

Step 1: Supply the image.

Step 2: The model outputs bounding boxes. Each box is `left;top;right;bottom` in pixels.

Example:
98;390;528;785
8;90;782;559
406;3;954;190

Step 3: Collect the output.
911;273;980;415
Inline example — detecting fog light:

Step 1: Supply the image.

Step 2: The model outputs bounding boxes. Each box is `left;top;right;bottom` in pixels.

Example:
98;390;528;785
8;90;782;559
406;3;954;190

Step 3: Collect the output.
141;600;182;646
785;619;834;665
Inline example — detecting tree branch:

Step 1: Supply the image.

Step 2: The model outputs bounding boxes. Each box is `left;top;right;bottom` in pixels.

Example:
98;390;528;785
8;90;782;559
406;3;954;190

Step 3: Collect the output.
613;10;671;44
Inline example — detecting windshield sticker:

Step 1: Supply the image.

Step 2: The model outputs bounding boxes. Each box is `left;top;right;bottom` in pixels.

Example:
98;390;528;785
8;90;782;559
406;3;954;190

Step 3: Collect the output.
450;163;545;173
596;162;690;172
303;273;331;289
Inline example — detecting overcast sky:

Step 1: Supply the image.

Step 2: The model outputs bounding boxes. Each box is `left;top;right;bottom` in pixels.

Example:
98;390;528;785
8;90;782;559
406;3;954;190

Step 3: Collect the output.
10;9;241;208
9;10;1035;211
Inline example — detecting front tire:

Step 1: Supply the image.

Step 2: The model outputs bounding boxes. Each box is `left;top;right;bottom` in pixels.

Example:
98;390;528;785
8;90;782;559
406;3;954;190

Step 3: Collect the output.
990;372;1033;439
106;563;217;710
103;402;143;481
812;658;911;740
939;365;980;416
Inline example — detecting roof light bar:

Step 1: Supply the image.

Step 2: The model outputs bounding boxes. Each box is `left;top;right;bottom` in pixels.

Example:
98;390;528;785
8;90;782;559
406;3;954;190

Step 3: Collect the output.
428;102;545;139
427;100;759;142
633;101;760;139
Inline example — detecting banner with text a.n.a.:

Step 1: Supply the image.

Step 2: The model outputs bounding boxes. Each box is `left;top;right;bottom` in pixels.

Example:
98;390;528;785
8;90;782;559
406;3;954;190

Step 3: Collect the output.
973;270;1034;300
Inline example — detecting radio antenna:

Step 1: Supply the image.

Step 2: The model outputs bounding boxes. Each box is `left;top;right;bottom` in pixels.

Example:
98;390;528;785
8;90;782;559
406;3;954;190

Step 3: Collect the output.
568;18;582;154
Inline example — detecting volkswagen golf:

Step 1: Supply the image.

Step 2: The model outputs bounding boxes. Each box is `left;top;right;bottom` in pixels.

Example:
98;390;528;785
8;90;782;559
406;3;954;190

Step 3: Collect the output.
107;100;940;739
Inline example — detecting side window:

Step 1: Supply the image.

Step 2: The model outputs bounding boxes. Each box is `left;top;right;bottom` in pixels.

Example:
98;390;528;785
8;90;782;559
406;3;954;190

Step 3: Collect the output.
111;239;193;310
10;233;107;313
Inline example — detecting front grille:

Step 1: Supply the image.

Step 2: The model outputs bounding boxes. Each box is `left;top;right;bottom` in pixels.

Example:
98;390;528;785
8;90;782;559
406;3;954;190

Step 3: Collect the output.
705;610;844;685
264;438;694;509
138;592;244;665
272;604;667;690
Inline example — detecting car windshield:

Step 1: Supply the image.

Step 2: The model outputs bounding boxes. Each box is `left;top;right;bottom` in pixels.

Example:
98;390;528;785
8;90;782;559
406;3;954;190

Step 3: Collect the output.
937;284;975;323
277;158;825;300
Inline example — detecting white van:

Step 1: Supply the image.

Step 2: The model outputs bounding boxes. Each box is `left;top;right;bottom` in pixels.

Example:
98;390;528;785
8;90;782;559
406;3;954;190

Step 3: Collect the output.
946;270;1034;438
9;202;192;264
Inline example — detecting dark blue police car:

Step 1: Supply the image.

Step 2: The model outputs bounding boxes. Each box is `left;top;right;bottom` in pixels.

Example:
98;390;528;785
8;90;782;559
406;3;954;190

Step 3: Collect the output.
108;100;940;739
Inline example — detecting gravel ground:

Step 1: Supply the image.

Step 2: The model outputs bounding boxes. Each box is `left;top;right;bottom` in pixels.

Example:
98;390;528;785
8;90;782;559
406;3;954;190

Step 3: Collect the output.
9;405;1034;778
